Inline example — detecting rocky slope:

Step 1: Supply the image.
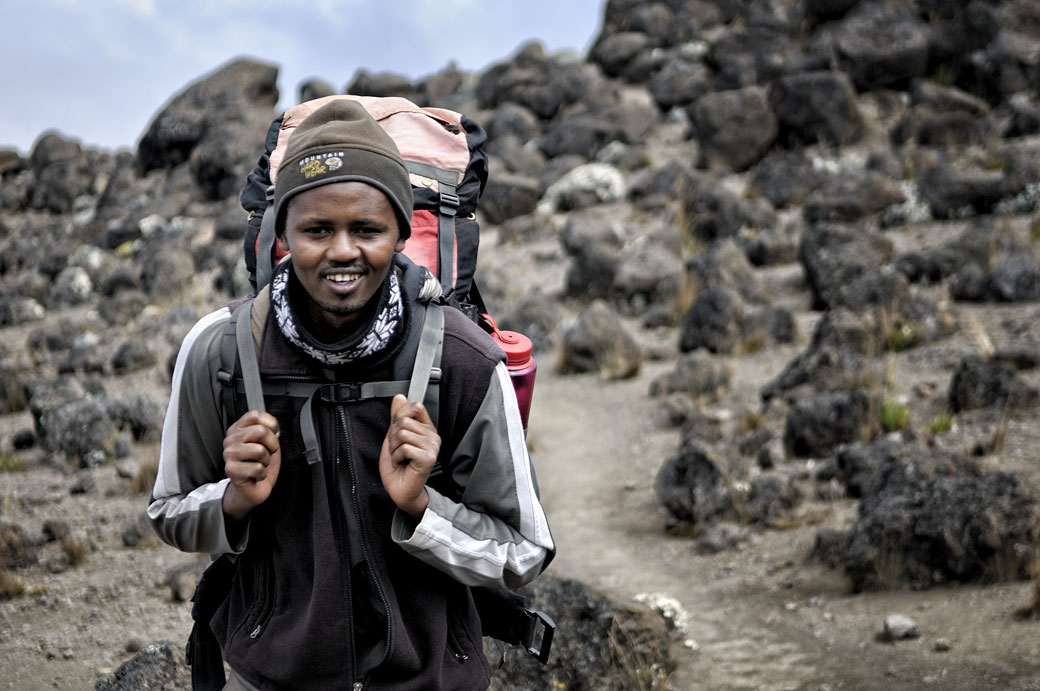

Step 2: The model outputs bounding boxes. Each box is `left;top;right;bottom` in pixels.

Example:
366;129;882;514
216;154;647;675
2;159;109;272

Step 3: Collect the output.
2;0;1040;688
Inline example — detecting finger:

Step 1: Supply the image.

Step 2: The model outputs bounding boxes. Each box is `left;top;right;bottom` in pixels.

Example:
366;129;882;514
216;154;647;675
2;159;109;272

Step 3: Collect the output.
232;410;280;436
227;458;270;483
390;393;408;419
226;425;280;455
224;438;277;465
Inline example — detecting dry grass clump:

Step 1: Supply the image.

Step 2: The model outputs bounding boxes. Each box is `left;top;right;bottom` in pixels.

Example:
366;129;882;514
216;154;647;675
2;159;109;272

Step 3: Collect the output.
61;537;88;567
130;459;159;495
0;568;26;599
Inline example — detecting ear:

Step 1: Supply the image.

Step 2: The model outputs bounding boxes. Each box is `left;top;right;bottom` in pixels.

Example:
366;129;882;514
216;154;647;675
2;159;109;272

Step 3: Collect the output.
394;237;406;252
277;233;290;253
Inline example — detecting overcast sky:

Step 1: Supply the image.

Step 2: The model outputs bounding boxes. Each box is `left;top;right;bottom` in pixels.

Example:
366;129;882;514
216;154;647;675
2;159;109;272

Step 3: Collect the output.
2;0;604;155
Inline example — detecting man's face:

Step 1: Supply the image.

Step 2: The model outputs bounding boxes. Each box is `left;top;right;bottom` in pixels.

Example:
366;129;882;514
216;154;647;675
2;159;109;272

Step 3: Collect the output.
279;181;405;339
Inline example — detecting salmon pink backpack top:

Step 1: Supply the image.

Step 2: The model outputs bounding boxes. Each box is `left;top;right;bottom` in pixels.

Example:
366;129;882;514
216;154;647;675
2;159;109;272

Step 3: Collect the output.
240;94;490;321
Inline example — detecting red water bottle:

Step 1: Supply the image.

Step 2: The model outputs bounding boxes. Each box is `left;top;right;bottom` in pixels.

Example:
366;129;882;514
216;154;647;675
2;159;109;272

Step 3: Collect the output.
485;316;537;430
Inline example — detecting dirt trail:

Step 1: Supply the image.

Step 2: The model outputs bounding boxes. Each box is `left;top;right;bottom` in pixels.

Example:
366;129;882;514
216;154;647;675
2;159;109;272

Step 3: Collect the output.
529;325;1040;691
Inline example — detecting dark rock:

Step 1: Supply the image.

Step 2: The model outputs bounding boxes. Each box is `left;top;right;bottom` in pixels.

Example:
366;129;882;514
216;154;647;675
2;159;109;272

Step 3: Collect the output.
42;519;71;543
708;26;795;90
493;575;674;691
806;528;850;568
773;70;864;147
476;42;596;119
558;300;642;379
648;351;731;401
839;448;1040;592
685;238;763;302
784;388;881;457
94;640;191;691
655;442;731;526
538;101;658;161
70;470;96;495
296;77;336;103
679;173;767;243
648;57;712;110
687;86;777;171
496;294;562;355
747;151;826;209
139;246;196;297
108;392;166;443
742;222;803;266
0;361;27;414
39;398;122;467
741;473;802;524
25;375;93;431
590;31;654;78
111;340;157;374
0;148;23;177
833;4;931;91
487;102;542;142
948;354;1040;412
831;439;905;498
799;224;894;310
479;171;540;225
611;235;683;315
697;523;750;554
345;69;418;100
1004;93;1040;137
916;156;1007;219
679;287;744;354
803;168;905;225
136;58;279;200
98;291;149;327
560;208;625;300
121;514;153;548
28;132;96;214
0;522;37;570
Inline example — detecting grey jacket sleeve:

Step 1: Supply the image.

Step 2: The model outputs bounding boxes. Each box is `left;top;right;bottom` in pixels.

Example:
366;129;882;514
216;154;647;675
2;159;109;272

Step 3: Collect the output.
391;362;555;589
147;307;247;555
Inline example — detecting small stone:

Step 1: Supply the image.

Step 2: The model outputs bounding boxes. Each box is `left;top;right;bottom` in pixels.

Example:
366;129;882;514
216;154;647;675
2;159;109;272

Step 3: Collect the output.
883;613;919;641
934;637;952;652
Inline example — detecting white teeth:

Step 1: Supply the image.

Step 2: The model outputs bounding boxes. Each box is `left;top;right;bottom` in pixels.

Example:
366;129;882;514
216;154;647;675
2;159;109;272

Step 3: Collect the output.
327;273;360;282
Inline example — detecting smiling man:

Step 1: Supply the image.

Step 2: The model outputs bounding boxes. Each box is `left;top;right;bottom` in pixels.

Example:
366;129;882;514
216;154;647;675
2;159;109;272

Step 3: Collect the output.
148;101;555;691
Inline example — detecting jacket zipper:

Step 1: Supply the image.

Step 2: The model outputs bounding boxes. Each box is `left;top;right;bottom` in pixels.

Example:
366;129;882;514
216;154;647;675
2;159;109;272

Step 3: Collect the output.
336;406;393;688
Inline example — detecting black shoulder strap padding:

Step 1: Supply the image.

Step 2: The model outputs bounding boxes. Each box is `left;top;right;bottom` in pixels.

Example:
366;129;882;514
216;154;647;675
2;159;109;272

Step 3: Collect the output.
186;554;236;690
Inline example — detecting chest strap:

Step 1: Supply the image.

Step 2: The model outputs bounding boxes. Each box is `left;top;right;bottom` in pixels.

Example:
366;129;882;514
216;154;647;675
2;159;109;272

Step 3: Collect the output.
230;298;444;465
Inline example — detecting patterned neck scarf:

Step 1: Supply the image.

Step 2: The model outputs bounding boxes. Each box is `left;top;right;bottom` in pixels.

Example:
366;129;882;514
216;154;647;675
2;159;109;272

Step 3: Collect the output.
269;260;403;367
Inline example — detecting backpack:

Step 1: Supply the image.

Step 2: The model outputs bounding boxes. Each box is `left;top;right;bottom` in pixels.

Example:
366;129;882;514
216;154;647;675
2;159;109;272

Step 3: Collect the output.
184;99;553;690
240;94;491;322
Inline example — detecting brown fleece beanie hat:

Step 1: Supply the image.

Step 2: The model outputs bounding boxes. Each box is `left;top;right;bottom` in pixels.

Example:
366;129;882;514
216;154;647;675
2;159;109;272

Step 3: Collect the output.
273;100;413;239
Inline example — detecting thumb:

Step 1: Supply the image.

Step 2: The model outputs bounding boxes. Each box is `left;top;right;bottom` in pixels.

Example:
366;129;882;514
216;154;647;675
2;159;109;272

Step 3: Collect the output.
390;393;408;420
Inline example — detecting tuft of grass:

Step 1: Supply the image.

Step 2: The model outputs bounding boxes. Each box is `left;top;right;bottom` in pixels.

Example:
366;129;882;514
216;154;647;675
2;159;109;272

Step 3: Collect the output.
130;459;159;495
1013;552;1040;620
881;397;910;432
886;322;923;352
0;569;26;599
608;616;671;691
737;408;766;434
0;453;26;473
61;538;88;567
929;411;954;435
871;538;907;591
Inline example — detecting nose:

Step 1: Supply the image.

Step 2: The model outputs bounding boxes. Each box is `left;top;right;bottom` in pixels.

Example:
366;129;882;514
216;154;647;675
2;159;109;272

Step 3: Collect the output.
327;229;359;261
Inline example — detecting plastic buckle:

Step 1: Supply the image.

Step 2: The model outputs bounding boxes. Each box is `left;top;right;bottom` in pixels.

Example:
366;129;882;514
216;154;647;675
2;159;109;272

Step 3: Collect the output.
523;609;555;664
439;191;460;215
321;383;361;402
